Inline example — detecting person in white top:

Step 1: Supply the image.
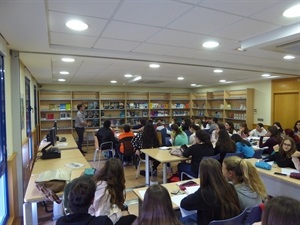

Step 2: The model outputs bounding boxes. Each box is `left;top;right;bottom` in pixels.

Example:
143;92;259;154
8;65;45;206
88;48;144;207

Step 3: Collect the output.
249;123;267;137
189;124;200;145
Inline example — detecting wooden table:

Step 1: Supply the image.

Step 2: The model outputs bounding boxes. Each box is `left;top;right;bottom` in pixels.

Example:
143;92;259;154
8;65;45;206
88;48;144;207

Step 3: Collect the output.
246;158;300;200
141;148;189;185
23;152;91;225
133;179;199;213
38;134;78;151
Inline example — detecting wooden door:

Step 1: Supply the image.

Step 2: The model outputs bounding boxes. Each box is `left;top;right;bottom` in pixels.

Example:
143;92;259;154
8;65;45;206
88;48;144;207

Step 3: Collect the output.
273;93;298;129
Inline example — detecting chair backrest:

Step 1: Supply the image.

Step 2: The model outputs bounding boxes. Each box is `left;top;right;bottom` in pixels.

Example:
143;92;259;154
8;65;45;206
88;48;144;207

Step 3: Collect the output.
252;149;264;159
244;205;262;225
100;141;114;150
119;137;135;157
156;131;163;146
225;152;244;158
209;207;249;225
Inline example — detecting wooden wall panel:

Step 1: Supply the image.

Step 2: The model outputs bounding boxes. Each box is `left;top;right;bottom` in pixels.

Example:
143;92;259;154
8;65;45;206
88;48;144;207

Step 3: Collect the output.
272;78;300;129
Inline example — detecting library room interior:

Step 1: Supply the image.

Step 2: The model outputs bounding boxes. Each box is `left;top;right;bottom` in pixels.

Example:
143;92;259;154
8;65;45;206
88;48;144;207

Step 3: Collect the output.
0;1;299;225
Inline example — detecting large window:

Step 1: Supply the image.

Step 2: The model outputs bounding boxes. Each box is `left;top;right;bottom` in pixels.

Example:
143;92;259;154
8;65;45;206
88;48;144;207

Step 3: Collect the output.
0;53;8;224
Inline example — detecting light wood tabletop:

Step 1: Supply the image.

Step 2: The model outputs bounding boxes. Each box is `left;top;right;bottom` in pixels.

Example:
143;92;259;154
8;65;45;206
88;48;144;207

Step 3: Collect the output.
38;134;78;151
141;148;189;185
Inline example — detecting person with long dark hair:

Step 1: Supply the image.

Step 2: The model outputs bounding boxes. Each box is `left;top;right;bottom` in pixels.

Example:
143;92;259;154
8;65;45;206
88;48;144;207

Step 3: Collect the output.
238;122;250;138
259;126;282;155
294;120;300;140
231;134;255;158
214;129;236;163
132;184;182;225
180;158;241;225
89;158;136;224
273;121;284;137
178;130;214;179
132;123;160;175
171;123;188;146
225;121;236;135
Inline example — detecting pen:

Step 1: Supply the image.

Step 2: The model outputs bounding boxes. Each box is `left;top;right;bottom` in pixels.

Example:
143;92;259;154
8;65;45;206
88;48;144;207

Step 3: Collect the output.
274;172;287;176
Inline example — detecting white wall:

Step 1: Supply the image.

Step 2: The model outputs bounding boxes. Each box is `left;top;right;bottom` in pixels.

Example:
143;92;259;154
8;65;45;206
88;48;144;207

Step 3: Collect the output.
196;80;272;125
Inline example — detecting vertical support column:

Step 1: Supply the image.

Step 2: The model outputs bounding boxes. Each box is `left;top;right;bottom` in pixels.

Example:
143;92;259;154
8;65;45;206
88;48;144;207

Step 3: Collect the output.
10;50;24;217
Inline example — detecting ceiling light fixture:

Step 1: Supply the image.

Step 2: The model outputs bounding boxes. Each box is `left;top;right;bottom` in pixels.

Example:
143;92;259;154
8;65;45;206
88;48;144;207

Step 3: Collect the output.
214;69;223;73
132;76;142;82
60;71;69;75
61;57;75;62
66;20;88;31
236;47;247;52
58;79;66;82
283;55;295;60
283;4;300;17
124;74;133;78
219;79;226;83
191;84;197;86
110;80;117;84
202;41;219;48
177;77;184;80
261;74;271;77
149;63;160;68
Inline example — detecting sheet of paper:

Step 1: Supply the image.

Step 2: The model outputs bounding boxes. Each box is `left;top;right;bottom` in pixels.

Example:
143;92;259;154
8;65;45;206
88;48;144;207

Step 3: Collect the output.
36;168;71;182
185;185;200;194
281;168;298;175
56;142;68;147
171;194;197;217
138;190;147;200
266;161;274;166
64;162;85;168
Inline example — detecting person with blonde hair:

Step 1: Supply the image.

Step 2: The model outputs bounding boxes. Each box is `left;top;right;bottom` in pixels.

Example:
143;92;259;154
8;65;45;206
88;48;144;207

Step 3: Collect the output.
222;156;267;210
132;184;182;225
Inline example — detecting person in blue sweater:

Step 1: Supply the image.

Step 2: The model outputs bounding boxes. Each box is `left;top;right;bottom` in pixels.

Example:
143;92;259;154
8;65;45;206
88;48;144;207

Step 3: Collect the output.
231;134;255;158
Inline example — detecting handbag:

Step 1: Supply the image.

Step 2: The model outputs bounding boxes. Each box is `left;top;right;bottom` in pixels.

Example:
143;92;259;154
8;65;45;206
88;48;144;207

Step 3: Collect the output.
170;148;183;157
290;172;300;180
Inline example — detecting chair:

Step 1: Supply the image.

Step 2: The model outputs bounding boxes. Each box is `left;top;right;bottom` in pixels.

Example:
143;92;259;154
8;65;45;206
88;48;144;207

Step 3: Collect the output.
225;152;244;158
243;205;262;225
209;207;249;225
156;132;163;147
180;171;196;181
93;139;115;168
119;136;135;163
135;154;153;179
252;149;264;159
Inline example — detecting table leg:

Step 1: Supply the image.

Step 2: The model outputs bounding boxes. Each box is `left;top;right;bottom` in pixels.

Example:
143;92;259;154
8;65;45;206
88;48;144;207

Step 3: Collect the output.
53;201;64;220
145;154;150;186
163;163;167;184
23;202;38;225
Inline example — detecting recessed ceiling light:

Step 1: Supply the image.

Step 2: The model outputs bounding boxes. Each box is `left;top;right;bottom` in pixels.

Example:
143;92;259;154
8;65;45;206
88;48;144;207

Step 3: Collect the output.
124;74;133;78
58;79;66;82
283;4;300;17
236;47;247;52
214;69;223;73
283;55;295;60
132;76;142;82
202;41;219;48
66;20;88;31
191;84;197;86
178;77;184;80
61;57;75;62
60;71;69;75
219;79;226;83
261;74;271;77
110;80;117;84
149;63;160;68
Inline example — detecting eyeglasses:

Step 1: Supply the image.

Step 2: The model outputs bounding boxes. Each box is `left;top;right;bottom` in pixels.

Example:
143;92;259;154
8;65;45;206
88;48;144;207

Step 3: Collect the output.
283;143;292;147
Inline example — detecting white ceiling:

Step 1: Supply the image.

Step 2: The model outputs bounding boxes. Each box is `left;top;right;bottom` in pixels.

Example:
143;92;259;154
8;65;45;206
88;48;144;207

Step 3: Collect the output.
0;0;299;88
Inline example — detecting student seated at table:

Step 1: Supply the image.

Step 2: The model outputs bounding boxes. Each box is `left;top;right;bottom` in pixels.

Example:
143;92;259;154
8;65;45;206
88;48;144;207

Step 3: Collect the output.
188;124;200;145
118;124;135;165
259;126;282;155
89;158;136;224
132;184;182;225
95;120;118;156
253;196;300;225
210;123;225;147
237;122;250;138
131;119;146;133
225;121;237;136
285;128;300;144
222;156;267;210
250;123;267;137
131;123;160;176
273;121;284;137
231;134;255;158
180;158;241;225
178;130;214;179
56;177;113;225
214;129;236;164
264;137;297;168
171;123;189;146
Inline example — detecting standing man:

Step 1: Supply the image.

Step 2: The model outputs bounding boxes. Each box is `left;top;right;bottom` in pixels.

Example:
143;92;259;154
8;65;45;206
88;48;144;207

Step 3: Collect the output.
75;104;89;155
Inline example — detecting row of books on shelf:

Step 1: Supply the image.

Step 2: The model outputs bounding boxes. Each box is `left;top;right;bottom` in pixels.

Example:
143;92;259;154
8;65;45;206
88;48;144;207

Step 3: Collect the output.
171;103;189;109
172;111;189;116
102;102;124;109
150;110;169;117
41;112;72;120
